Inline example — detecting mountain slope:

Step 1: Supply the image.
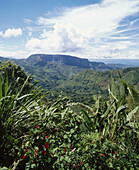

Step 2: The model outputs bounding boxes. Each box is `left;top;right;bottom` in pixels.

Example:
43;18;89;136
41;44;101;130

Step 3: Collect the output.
0;54;116;91
25;54;113;70
0;54;138;105
54;67;139;105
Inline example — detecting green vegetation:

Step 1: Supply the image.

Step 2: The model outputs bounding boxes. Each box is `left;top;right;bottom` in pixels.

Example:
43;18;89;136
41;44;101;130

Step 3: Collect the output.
0;61;43;168
0;61;138;169
0;55;138;105
55;68;139;105
0;54;118;93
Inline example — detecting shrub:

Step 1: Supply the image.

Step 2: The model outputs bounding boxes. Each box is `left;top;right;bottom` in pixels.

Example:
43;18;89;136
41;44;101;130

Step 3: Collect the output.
0;62;138;169
0;63;43;168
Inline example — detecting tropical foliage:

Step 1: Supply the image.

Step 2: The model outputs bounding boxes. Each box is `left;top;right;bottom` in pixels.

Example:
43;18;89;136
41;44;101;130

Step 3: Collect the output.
0;61;43;169
0;61;138;169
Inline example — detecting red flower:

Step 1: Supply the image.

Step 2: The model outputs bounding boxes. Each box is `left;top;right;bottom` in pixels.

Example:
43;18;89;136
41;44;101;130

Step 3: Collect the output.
28;133;30;135
64;148;66;152
100;149;102;150
77;165;79;168
45;135;49;138
43;150;47;155
102;154;104;156
26;149;28;152
52;153;55;155
37;149;39;151
54;128;56;131
44;142;49;149
23;155;26;159
115;152;117;154
36;125;39;128
43;132;46;134
80;161;82;165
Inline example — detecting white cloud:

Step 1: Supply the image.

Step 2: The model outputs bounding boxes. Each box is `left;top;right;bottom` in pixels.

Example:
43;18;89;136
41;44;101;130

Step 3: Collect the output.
0;49;29;59
40;29;48;38
23;19;32;24
28;32;32;37
26;0;139;59
37;0;139;38
130;18;139;26
26;23;86;53
0;28;22;38
79;43;139;59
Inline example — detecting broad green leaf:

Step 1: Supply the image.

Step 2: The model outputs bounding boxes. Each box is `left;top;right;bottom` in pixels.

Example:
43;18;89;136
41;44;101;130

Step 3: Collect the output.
16;76;30;99
0;167;9;170
127;106;139;122
0;74;2;99
121;79;128;96
108;85;118;102
70;129;75;134
112;105;127;119
64;135;68;139
101;101;115;118
111;74;116;96
4;71;8;97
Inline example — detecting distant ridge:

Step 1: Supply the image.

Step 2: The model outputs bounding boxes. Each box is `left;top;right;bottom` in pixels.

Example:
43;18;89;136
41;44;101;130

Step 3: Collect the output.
0;54;135;70
27;54;91;68
26;54;112;70
90;59;139;67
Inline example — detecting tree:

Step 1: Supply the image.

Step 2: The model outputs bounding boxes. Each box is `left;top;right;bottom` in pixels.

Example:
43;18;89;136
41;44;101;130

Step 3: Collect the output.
0;60;33;95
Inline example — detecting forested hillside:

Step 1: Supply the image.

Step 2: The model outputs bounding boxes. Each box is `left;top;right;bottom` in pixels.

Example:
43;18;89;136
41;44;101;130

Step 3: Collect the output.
55;67;139;105
0;55;139;105
0;54;115;92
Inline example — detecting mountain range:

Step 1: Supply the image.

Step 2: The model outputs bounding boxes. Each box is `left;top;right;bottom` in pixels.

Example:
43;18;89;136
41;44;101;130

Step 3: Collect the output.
0;54;138;105
0;54;117;91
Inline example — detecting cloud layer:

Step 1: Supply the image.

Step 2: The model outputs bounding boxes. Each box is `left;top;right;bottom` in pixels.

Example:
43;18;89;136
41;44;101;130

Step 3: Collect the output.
25;0;139;59
0;28;22;38
37;0;138;38
0;0;138;59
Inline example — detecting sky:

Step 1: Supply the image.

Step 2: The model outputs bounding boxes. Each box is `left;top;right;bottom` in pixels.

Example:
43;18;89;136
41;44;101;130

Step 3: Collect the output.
0;0;139;59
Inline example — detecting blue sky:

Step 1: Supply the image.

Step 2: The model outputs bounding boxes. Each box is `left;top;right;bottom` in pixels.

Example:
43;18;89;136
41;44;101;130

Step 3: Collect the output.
0;0;139;59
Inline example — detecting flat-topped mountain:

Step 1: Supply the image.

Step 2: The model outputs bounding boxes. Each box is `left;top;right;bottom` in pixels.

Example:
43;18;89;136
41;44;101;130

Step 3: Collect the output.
27;54;90;68
26;54;112;70
0;54;128;71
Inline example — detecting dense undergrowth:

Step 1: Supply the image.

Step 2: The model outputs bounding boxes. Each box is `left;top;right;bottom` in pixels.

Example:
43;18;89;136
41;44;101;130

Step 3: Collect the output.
0;61;139;169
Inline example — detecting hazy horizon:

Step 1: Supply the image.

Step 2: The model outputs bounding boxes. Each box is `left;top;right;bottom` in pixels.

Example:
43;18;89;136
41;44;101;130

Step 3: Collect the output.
1;53;139;67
